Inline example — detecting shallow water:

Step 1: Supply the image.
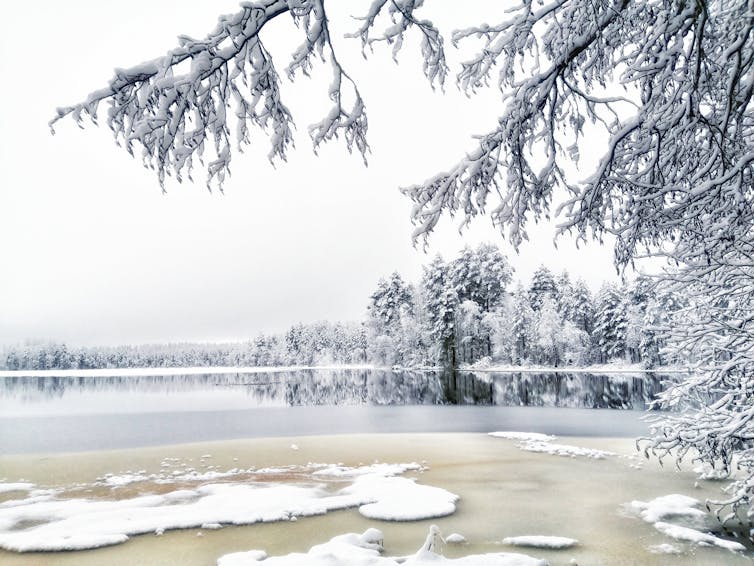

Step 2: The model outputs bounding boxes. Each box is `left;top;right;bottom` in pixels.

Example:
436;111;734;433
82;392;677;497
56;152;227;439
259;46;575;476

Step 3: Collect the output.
0;434;750;565
0;369;670;453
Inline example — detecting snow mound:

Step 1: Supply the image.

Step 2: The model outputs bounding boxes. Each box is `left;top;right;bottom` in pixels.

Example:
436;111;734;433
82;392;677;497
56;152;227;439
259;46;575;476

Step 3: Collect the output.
488;432;555;442
626;494;709;528
216;528;549;565
343;475;458;521
0;464;456;552
654;522;745;552
446;533;467;544
502;536;579;549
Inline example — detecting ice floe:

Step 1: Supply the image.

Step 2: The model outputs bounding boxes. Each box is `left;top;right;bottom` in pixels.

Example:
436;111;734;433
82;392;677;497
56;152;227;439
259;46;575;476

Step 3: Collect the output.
0;463;457;552
502;536;579;549
215;527;548;566
488;432;614;460
445;533;467;544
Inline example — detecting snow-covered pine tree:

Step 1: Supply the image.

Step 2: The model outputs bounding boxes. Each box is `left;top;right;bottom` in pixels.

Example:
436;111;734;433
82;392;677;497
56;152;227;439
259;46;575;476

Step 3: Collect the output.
593;283;627;363
473;243;513;312
366;272;419;366
554;271;574;322
420;255;457;367
568;278;595;336
450;247;482;307
624;276;653;363
534;295;564;366
510;284;535;365
528;266;557;312
368;272;414;331
640;284;687;369
455;300;483;365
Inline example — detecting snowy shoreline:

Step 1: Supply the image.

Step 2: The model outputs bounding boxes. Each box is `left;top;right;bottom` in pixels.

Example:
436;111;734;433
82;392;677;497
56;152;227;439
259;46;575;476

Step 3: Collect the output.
0;363;686;378
0;365;375;378
0;433;748;565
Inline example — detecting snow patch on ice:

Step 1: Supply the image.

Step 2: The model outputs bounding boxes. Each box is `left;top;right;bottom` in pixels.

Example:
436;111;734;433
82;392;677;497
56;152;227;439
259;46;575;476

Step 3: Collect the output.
489;432;614;459
626;494;744;553
488;432;555;442
647;543;682;554
518;441;613;459
97;473;150;487
626;494;709;528
0;463;456;552
502;536;579;549
0;483;34;494
218;550;268;565
343;475;458;521
445;533;467;544
312;462;422;478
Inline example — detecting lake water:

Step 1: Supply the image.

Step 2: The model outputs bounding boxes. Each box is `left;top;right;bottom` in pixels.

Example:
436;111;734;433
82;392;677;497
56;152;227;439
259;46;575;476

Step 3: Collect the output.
0;369;671;453
2;369;749;566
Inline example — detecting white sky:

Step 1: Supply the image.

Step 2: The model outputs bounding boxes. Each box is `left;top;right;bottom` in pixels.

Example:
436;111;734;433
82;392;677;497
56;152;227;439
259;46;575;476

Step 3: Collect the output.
0;1;625;346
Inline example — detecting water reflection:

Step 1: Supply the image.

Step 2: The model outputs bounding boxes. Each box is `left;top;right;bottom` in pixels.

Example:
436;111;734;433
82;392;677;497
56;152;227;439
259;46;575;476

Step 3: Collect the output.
0;369;671;415
443;371;669;409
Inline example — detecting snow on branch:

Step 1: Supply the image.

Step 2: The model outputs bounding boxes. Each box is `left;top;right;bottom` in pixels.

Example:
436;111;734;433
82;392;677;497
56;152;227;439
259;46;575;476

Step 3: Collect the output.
50;0;297;189
50;0;373;188
405;0;628;247
404;0;753;267
50;0;458;190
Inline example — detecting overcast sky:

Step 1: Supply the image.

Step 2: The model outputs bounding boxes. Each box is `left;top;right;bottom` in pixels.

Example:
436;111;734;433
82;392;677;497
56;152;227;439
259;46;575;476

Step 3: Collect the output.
0;1;626;346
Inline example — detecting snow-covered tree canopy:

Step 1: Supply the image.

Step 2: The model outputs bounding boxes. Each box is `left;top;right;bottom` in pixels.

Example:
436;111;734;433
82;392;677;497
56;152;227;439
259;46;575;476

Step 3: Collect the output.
52;0;753;261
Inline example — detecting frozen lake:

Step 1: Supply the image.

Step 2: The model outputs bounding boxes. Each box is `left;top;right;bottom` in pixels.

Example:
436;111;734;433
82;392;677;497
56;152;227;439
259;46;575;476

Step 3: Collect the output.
0;369;670;453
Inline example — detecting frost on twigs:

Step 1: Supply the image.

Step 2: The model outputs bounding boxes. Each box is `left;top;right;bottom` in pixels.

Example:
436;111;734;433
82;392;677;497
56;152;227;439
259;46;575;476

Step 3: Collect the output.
286;1;369;163
346;0;448;90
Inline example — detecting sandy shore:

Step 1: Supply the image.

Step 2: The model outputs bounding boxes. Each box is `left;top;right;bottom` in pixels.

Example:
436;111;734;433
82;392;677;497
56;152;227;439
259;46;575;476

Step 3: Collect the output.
0;433;749;566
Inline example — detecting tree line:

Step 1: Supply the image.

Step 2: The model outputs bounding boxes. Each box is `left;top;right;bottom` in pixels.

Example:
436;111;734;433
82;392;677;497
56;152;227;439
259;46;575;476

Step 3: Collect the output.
366;244;684;369
1;322;368;371
3;244;686;371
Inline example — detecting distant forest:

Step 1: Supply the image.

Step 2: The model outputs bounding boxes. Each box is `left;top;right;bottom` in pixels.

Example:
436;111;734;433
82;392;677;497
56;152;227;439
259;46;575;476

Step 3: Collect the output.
2;244;685;371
